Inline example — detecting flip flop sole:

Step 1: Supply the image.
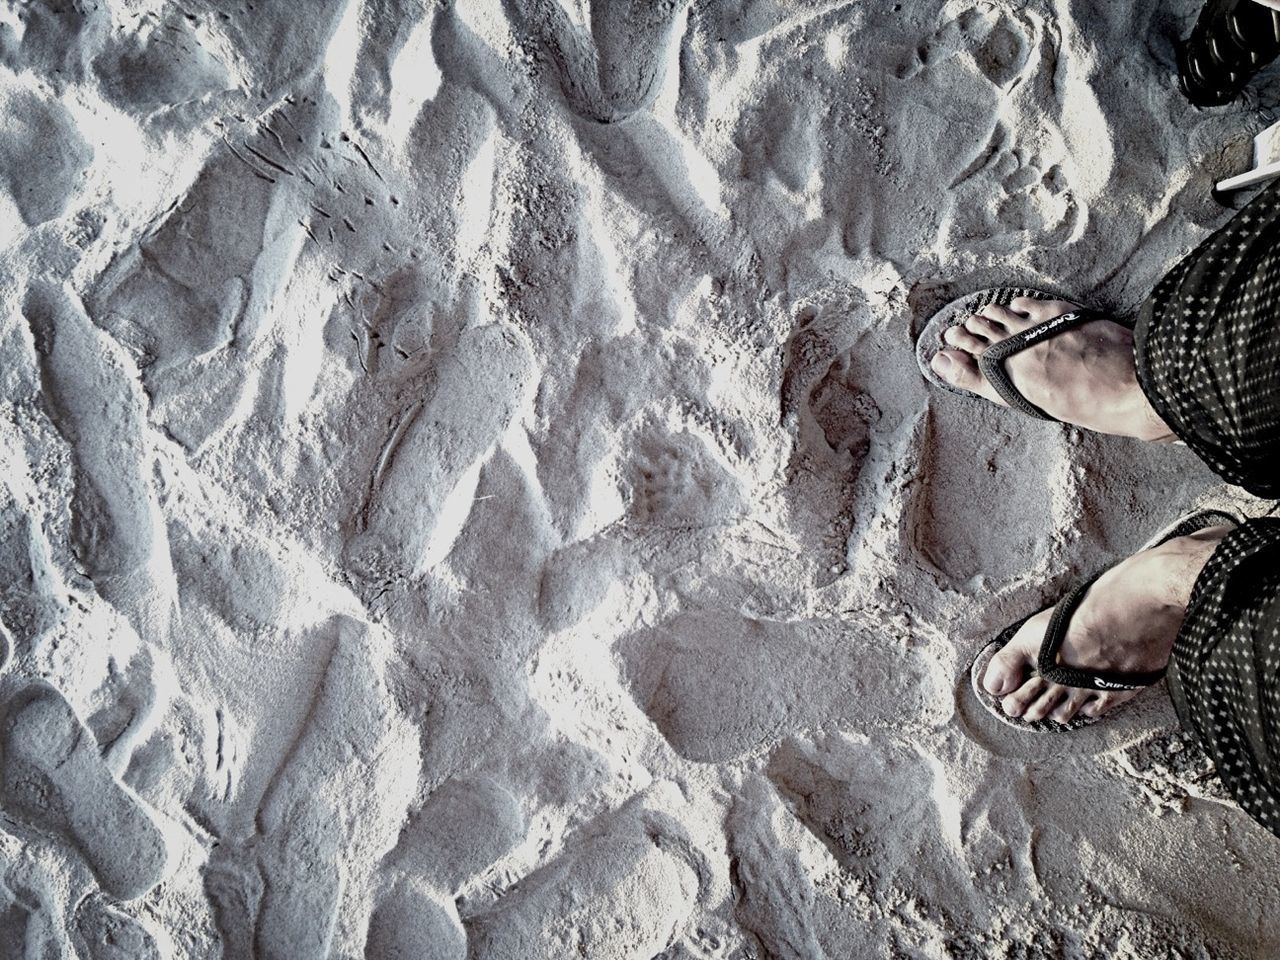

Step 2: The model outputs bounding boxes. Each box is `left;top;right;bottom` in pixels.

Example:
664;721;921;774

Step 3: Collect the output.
969;638;1100;733
957;649;1177;758
916;286;1065;401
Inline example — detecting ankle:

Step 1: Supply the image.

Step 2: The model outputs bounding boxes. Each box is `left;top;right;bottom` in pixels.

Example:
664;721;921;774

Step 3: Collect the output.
1126;389;1176;443
1146;532;1226;607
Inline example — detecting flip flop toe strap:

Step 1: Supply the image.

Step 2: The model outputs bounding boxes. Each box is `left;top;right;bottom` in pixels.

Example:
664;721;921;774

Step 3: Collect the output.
976;309;1104;422
1035;576;1167;691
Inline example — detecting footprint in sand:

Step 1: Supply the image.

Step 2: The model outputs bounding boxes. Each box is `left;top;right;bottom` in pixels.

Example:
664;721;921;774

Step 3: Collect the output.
781;306;882;468
894;7;1030;88
766;734;980;924
0;89;94;228
346;323;536;586
22;283;170;624
620;610;936;763
463;798;701;959
365;885;465;960
0;684;170;901
940;123;1083;253
725;775;826;960
737;85;819;191
780;305;888;569
387;776;524;892
507;0;689;123
908;396;1066;586
73;896;161;960
626;429;745;529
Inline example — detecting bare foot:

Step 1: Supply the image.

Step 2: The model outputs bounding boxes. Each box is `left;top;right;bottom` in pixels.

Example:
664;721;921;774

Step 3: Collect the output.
930;297;1174;441
982;524;1231;724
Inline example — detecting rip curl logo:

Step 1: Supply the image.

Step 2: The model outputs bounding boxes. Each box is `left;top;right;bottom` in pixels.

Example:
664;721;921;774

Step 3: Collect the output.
1031;312;1080;339
1093;678;1132;690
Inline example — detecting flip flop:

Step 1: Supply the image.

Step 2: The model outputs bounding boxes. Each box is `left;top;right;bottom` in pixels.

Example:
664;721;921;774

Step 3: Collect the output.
1177;0;1280;108
969;509;1241;733
916;286;1119;423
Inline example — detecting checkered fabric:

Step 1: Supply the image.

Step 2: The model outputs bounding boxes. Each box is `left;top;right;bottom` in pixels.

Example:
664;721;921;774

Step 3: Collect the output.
1135;178;1280;837
1135;177;1280;498
1167;519;1280;836
1136;176;1280;499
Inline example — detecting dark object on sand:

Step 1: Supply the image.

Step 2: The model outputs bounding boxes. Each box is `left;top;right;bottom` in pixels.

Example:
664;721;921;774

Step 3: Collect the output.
1177;0;1280;106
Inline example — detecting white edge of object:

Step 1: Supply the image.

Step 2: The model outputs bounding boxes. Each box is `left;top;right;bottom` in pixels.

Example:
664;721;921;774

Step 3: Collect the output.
1215;121;1280;192
1216;158;1280;193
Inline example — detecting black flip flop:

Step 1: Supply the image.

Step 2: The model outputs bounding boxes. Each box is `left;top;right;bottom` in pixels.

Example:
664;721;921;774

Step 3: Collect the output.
969;509;1241;733
916;286;1118;423
1177;0;1280;107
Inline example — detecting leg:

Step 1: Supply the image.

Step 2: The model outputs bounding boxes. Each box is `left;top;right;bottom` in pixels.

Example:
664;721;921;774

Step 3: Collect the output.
1134;177;1280;499
1167;518;1280;837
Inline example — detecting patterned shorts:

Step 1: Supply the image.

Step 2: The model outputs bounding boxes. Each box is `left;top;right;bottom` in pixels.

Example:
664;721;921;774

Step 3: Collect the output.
1136;177;1280;837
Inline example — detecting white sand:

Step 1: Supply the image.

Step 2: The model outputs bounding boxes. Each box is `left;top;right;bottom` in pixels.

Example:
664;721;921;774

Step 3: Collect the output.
1;0;1279;956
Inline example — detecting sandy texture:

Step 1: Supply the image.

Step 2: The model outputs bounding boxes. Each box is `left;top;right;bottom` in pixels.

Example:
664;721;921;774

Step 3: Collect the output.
2;0;1279;956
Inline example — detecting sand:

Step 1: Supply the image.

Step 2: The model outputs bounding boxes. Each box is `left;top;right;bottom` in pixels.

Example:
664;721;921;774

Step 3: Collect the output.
1;0;1279;956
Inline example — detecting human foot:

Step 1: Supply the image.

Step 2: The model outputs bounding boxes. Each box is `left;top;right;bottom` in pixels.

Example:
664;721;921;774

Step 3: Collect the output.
981;523;1232;724
929;296;1175;441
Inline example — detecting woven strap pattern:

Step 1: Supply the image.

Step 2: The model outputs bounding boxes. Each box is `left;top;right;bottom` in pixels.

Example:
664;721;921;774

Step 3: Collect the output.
1035;579;1167;691
976;309;1103;422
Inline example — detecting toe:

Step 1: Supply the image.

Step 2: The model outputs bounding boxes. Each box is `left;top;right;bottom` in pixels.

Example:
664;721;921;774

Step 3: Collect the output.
986;610;1051;697
1051;691;1091;724
930;349;987;394
943;324;986;353
1010;296;1081;320
983;642;1029;696
1022;685;1068;722
977;303;1035;332
964;314;1005;341
1001;677;1046;717
1080;690;1137;718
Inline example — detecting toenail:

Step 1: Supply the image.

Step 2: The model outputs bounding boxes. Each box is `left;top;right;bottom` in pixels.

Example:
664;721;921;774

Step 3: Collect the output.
932;353;952;372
